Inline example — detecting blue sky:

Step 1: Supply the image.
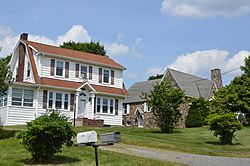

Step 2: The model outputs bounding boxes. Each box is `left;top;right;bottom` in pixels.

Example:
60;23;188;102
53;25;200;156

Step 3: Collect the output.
0;0;250;87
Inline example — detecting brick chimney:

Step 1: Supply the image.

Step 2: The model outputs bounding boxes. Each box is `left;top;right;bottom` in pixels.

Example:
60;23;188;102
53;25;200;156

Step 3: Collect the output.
211;69;222;90
20;33;28;40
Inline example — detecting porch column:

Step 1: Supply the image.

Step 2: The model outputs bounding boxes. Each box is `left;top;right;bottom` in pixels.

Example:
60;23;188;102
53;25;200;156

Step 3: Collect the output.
75;91;80;118
90;93;95;119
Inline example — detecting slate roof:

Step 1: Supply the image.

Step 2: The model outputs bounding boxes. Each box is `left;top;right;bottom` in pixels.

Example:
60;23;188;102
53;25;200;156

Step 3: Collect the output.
167;68;213;100
124;68;214;103
123;79;161;103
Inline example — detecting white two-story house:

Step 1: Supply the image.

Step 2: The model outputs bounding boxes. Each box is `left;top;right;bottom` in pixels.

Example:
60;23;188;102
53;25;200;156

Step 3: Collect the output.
0;33;128;126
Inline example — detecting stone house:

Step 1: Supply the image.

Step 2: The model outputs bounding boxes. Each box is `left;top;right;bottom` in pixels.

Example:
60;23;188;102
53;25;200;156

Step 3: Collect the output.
123;68;222;128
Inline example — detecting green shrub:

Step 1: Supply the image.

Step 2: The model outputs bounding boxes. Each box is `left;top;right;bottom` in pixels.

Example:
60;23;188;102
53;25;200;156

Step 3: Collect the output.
185;98;210;128
16;110;76;161
206;113;242;145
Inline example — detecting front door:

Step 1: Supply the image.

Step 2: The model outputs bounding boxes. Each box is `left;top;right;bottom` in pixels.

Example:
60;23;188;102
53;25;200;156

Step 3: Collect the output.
137;111;144;128
78;93;86;117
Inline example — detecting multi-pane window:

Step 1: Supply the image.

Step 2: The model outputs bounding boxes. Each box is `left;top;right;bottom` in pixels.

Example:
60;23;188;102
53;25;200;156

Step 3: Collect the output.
110;99;114;114
12;88;33;107
103;70;109;83
27;62;31;77
97;98;101;113
12;88;23;106
102;98;108;113
48;92;53;108
64;94;69;110
56;61;64;76
96;97;117;114
55;93;62;109
0;95;7;107
23;90;34;107
80;65;87;79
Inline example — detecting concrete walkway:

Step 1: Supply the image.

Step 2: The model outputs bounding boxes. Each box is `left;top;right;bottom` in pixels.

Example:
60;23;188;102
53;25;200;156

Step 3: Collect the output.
101;144;250;166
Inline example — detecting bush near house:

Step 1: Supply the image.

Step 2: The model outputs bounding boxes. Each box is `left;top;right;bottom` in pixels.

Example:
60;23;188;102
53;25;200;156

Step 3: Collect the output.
206;112;242;145
16;110;76;162
185;98;210;128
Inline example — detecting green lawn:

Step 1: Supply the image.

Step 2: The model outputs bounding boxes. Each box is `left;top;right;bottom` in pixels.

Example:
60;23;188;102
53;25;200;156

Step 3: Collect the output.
72;125;250;158
0;127;183;166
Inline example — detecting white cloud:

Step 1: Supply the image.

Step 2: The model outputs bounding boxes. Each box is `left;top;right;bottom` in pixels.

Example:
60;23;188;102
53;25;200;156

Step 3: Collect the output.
106;42;129;56
131;37;143;59
161;0;250;18
117;32;125;42
56;25;91;45
0;25;91;57
147;66;165;76
168;49;250;79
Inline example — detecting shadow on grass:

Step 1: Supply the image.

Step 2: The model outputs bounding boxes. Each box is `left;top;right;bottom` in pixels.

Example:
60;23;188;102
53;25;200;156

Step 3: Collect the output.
205;141;242;146
21;155;80;165
0;128;19;139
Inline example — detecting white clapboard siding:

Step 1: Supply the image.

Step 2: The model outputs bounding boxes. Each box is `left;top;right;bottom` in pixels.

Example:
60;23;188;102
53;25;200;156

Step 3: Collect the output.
23;51;35;83
40;56;123;89
7;106;35;126
0;107;7;125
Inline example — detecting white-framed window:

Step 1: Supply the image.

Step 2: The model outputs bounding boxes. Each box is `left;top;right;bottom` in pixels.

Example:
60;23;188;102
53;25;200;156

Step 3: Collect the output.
103;69;110;83
0;94;7;107
12;88;34;107
102;98;108;113
48;92;53;108
96;97;116;114
27;62;31;77
48;91;70;110
110;99;114;114
64;94;69;110
97;98;101;113
80;65;88;79
56;61;64;76
55;93;62;109
144;102;151;112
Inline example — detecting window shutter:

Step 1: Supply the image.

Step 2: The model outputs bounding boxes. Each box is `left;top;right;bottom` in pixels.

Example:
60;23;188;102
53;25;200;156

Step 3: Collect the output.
111;70;114;85
43;90;48;109
115;99;119;115
75;64;79;78
70;93;75;112
99;68;102;83
50;59;55;76
89;66;93;80
65;62;69;78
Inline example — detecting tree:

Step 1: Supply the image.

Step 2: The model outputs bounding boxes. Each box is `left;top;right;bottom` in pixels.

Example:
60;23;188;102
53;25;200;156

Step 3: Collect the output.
148;81;184;133
207;112;242;145
60;41;106;56
240;56;250;76
148;74;164;81
16;110;76;162
0;55;12;95
185;97;210;128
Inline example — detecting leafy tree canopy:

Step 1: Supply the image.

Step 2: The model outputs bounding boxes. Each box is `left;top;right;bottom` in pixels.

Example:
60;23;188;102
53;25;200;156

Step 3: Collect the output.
148;74;163;81
148;81;184;133
0;55;12;94
60;41;106;56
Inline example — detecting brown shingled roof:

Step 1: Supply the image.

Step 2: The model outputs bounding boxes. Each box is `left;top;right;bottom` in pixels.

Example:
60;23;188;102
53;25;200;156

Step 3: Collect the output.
23;40;126;70
40;77;128;96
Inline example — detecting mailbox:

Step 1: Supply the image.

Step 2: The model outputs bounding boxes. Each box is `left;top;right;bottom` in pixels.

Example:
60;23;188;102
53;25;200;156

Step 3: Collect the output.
77;130;97;144
100;131;121;143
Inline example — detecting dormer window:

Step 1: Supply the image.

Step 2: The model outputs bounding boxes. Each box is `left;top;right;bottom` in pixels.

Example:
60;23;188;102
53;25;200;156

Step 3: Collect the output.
56;61;64;76
27;62;31;77
103;69;110;83
81;65;88;79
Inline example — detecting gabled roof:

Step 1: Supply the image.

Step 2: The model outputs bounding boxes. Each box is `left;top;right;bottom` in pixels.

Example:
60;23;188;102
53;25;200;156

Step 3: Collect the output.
124;68;214;104
123;79;161;103
167;68;213;100
22;40;126;70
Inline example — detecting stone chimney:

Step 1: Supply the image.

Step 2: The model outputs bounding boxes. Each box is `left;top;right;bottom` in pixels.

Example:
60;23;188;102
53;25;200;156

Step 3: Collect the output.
211;69;222;90
20;33;28;40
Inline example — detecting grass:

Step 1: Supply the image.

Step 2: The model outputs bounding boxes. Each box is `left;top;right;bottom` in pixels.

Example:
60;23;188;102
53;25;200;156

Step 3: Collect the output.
0;127;183;166
71;125;250;158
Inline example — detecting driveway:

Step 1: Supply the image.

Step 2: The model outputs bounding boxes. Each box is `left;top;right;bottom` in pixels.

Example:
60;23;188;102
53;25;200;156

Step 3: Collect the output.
101;144;250;166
